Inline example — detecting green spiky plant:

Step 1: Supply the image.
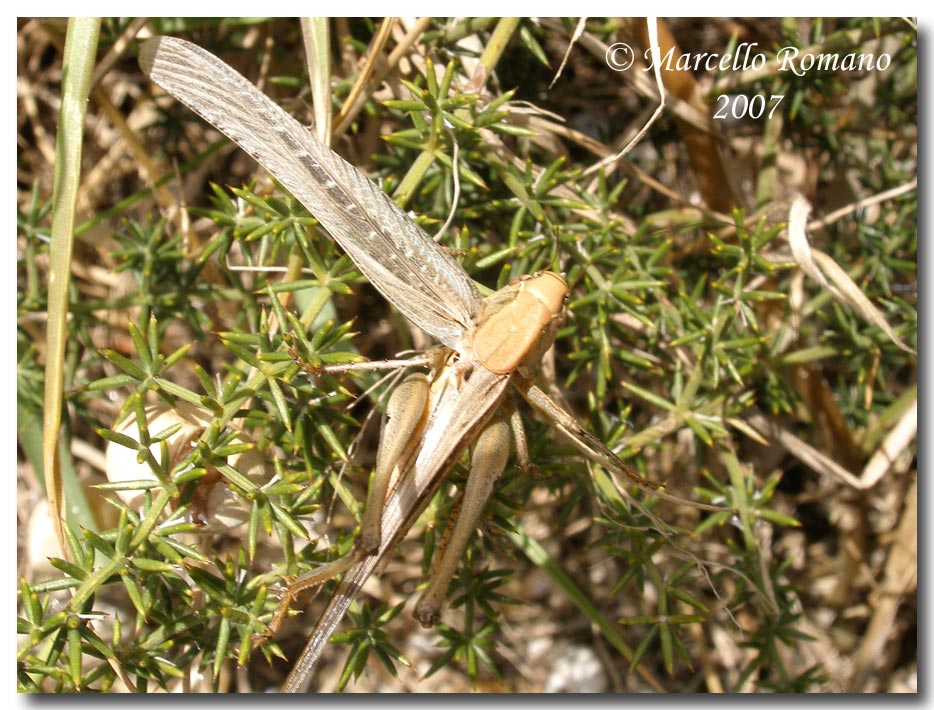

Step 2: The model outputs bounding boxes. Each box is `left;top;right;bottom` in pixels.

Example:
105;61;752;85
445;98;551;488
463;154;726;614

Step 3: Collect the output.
18;17;916;693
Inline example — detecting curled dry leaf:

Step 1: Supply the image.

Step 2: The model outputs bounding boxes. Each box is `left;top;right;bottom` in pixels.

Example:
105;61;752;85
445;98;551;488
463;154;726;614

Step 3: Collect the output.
787;194;914;353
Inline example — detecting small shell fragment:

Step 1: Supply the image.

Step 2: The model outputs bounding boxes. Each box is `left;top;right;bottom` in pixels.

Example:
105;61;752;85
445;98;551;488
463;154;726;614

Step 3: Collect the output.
105;401;270;531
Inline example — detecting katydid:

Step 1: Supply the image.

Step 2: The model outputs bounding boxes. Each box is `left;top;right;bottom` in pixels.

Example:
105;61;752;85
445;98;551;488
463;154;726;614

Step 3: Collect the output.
139;36;725;692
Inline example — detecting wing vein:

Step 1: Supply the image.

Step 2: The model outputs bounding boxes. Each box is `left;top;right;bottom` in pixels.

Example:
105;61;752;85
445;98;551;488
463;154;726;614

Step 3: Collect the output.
140;36;481;349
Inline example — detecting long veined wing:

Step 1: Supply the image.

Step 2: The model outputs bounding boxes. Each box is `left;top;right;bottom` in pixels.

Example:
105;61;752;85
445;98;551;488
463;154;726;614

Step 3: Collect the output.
139;36;481;351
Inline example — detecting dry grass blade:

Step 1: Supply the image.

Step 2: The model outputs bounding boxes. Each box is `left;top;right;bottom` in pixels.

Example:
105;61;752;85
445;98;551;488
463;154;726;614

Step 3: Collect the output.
300;17;332;146
548;17;587;89
746;411;863;489
847;478;917;691
332;17;433;139
860;398;917;489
